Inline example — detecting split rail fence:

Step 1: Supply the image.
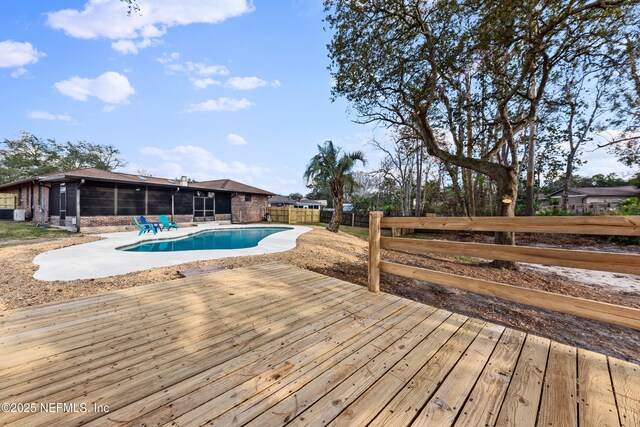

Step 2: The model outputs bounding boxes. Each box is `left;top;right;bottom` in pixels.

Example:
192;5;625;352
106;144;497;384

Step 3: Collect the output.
368;212;640;331
268;207;320;224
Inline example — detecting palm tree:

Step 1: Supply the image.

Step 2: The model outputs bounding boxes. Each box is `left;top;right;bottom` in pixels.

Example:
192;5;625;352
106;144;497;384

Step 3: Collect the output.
304;140;366;232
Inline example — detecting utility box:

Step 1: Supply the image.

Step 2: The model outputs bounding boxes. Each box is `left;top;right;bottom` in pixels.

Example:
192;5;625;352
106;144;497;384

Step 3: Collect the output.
13;209;26;221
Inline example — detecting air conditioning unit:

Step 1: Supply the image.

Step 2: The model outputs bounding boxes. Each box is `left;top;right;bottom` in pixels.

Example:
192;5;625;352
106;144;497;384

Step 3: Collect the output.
13;209;26;221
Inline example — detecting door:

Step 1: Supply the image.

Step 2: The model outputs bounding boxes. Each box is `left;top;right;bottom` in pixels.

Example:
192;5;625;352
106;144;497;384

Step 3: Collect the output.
59;184;67;225
193;197;215;221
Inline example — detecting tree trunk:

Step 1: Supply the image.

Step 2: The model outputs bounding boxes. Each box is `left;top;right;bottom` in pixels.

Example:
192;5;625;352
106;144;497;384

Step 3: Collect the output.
465;72;476;216
444;164;466;215
562;104;576;212
327;184;343;232
561;152;574;211
525;74;537;216
415;147;423;216
490;168;519;270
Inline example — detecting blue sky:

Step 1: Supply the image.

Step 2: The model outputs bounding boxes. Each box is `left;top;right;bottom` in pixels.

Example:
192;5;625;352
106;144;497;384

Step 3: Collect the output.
0;0;380;194
0;0;634;196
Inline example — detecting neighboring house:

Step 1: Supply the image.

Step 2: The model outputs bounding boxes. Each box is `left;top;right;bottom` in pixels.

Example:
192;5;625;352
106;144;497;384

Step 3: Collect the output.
268;195;296;207
0;167;273;230
541;186;640;214
294;199;327;210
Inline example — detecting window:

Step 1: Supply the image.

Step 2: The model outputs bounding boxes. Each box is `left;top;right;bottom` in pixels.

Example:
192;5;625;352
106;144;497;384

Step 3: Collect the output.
245;194;252;202
215;193;231;214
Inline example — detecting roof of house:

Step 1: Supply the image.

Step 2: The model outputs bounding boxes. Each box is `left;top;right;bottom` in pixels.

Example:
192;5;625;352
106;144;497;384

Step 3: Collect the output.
547;186;640;198
268;195;296;204
197;179;273;196
0;167;274;195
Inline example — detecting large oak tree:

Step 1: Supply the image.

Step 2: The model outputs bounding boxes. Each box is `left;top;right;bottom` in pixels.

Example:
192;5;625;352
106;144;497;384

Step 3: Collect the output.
325;0;634;246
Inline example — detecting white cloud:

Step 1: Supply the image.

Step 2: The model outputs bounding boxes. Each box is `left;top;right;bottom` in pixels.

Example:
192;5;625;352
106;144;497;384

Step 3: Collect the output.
227;134;247;145
111;39;138;55
192;78;220;89
156;51;180;64
103;105;117;112
166;61;228;77
137;144;269;181
11;67;29;79
158;53;229;88
186;97;254;112
225;76;280;90
55;71;136;104
47;0;254;54
27;111;73;122
111;36;160;55
0;40;45;68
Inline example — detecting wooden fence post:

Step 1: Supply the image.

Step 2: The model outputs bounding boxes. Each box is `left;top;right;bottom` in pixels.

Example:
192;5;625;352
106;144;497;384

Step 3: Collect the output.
368;211;383;293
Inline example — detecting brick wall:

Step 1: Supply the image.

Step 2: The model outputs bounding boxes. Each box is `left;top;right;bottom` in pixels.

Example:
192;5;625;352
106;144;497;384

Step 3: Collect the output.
50;215;77;227
231;194;268;223
3;183;50;223
79;214;193;228
34;185;50;224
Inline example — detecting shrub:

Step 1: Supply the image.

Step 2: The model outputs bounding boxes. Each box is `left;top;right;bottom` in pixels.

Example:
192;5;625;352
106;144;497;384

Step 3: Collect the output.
618;197;640;215
536;208;572;216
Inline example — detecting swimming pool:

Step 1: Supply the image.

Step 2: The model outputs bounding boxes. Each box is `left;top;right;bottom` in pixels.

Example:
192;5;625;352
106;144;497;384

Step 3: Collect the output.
120;227;294;252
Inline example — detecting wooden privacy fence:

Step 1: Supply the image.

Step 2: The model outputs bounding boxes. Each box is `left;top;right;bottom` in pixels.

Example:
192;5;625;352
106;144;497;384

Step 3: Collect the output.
268;207;320;224
0;193;17;209
320;210;370;227
368;212;640;330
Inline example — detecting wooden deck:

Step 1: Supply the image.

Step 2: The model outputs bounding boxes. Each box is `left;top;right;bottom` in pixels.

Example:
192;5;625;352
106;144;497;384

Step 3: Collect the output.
0;263;638;426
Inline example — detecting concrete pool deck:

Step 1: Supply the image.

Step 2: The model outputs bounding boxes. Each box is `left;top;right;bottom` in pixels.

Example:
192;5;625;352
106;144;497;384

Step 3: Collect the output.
33;223;312;281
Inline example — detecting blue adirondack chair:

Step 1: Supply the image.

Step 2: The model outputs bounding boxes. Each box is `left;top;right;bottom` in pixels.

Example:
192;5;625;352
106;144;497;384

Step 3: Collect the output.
133;216;156;235
159;215;178;231
140;215;162;233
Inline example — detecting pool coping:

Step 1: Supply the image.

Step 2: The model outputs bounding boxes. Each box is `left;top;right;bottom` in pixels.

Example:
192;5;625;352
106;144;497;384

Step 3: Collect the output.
32;223;312;281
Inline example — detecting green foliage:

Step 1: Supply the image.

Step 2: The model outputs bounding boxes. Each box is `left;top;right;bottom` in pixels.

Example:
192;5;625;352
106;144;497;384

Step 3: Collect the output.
618;197;640;215
303;140;366;231
0;132;127;184
325;0;636;219
609;235;640;245
288;192;304;201
536;208;572;216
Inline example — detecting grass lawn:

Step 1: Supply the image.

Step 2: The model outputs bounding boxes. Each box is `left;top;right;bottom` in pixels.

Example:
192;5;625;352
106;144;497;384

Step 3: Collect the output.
0;221;75;241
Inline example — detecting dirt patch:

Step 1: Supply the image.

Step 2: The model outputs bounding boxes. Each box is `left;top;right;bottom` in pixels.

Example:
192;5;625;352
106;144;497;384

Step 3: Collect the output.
1;226;638;364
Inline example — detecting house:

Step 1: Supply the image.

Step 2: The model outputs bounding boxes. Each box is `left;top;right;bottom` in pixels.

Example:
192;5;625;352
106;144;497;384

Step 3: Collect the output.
294;199;327;210
268;195;296;208
542;185;640;214
0;167;273;231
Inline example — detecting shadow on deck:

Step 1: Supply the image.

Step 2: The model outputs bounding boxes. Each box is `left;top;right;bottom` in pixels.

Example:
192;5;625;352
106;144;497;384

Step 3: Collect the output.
0;263;637;426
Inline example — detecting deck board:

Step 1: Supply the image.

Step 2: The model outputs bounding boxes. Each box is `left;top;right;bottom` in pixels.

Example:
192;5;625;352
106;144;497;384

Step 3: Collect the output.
0;262;637;427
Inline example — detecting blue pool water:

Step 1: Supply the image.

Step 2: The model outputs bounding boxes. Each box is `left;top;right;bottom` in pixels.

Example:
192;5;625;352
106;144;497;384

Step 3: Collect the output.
121;227;293;252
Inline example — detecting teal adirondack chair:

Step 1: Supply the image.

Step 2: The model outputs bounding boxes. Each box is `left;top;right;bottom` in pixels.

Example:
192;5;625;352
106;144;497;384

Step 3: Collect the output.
133;216;156;235
159;215;178;231
140;215;162;233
